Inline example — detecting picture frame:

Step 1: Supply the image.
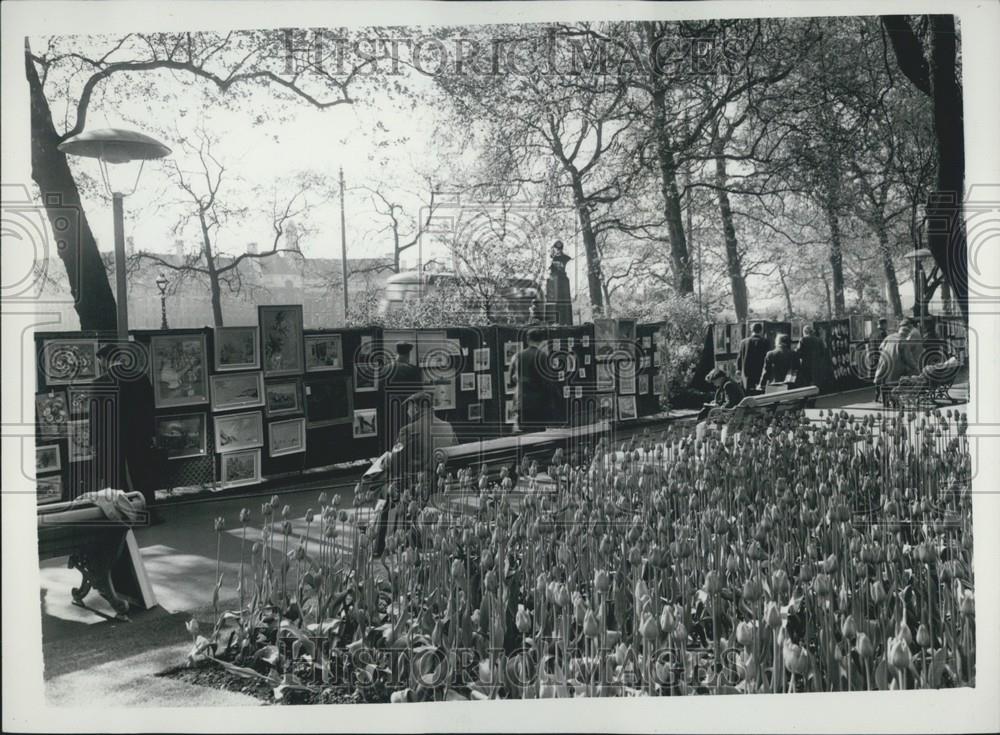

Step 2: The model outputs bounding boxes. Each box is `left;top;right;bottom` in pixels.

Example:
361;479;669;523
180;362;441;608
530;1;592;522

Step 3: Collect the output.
155;413;208;460
598;394;616;420
35;391;68;437
618;394;638;421
352;408;378;439
41;338;100;385
619;369;636;395
220;449;261;489
150;333;209;408
504;368;516;395
467;402;483;421
477;373;493;400
791;321;803;341
213;411;263;453
37;475;63;505
353;362;378;392
259;304;304;377
653;374;665;396
67;387;94;418
210;371;264;412
713;324;727;353
68;418;93;462
473;347;490;372
304;334;344;372
304;376;353;428
264;379;302;417
213;326;260;372
357;334;374;361
596;362;615;391
504;399;518;425
268;417;306;457
417;330;450;368
460;373;476;391
426;377;456;411
36;444;61;474
638;374;650;395
503;341;520;366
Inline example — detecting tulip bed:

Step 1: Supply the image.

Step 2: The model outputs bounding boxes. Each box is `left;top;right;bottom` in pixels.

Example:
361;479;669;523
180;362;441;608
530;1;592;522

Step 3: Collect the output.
183;407;975;703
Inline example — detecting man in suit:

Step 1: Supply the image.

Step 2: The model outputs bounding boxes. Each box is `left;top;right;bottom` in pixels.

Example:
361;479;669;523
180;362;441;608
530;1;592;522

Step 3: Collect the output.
795;325;832;388
759;334;800;390
874;322;919;386
383;342;423;452
737;322;769;394
508;327;559;431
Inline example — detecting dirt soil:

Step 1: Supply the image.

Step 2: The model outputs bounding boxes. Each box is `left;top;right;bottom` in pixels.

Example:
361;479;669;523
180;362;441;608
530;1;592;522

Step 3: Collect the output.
157;662;366;705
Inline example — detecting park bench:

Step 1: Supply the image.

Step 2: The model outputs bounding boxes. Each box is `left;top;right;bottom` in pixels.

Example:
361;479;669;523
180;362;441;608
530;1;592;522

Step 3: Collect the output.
38;490;156;620
705;386;819;431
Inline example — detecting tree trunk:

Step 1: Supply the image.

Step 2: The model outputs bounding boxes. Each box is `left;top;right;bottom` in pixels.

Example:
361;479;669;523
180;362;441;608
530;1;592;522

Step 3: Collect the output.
875;222;904;318
822;266;833;320
825;205;847;317
713;143;749;321
570;178;605;314
777;265;794;318
199;213;225;327
26;47;117;331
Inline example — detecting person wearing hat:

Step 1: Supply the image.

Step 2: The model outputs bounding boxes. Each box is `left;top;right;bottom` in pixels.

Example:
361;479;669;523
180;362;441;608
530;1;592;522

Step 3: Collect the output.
874;320;920;391
736;322;769;395
508;327;560;431
388;390;457;485
383;341;423;452
697;367;745;420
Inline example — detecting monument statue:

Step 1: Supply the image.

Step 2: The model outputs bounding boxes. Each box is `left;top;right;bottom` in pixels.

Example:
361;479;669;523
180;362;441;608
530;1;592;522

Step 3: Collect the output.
545;240;573;325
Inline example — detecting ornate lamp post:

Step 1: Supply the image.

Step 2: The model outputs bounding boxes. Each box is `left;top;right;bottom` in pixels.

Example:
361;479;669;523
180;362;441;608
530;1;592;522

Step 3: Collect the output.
58;128;171;340
156;272;169;329
904;247;934;325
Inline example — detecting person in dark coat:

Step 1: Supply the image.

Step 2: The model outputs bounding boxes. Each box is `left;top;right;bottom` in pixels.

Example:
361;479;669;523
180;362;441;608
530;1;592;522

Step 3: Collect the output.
795;325;832;388
737;322;769;394
508;327;559;431
383;342;423;452
697;367;745;419
759;334;799;390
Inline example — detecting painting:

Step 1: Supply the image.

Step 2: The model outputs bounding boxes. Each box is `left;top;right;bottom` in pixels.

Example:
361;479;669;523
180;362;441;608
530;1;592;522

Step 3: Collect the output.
357;334;374;361
265;379;302;417
504;367;516;395
269;417;306;457
41;339;100;385
37;476;63;505
35;391;68;437
155;413;208;460
213;326;259;372
210;372;264;412
304;334;343;372
791;321;803;341
473;347;490;372
213;411;263;453
467;402;483;421
221;449;261;489
460;373;476;391
618;394;638;421
504;399;517;425
417;330;450;368
638;374;650;396
67;388;94;417
68;418;93;462
653;374;665;396
352;408;378;439
304;376;352;428
597;362;615;391
150;333;209;408
503;341;520;366
477;374;493;400
713;324;727;353
598;394;616;420
259;305;304;377
426;378;456;411
354;362;378;392
594;319;616;360
36;444;61;474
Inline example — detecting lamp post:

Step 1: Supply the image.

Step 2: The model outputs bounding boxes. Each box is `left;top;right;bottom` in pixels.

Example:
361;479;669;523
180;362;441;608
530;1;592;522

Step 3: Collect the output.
904;247;934;326
58;128;171;340
156;272;169;329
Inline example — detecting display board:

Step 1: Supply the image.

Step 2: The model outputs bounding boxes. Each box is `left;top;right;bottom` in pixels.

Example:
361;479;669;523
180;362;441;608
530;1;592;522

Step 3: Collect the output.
634;321;664;418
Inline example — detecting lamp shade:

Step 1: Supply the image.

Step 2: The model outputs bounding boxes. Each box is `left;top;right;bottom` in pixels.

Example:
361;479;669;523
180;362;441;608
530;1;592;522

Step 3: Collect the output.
58;128;171;164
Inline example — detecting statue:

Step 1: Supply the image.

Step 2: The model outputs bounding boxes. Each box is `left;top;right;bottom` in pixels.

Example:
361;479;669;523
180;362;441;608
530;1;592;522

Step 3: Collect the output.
545;240;573;325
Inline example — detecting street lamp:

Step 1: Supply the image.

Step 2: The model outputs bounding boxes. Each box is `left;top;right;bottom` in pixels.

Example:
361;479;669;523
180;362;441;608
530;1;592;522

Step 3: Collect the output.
156;272;170;329
58;128;171;340
904;247;934;324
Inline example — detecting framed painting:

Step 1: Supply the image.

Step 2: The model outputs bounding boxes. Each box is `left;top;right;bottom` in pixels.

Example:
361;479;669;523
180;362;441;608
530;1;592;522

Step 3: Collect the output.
504;399;517;425
791;321;803;341
213;411;263;453
473;347;490;372
41;339;100;385
467;402;483;421
598;394;616;420
477;374;493;400
265;379;302;417
37;476;63;505
155;413;208;460
653;374;665;396
352;408;378;439
68;418;93;462
460;373;476;391
36;444;61;474
150;333;209;408
637;374;650;396
618;394;638;421
503;341;520;366
357;334;374;361
504;368;516;395
713;324;726;353
417;330;449;368
304;376;353;428
35;391;68;437
353;362;378;392
269;417;306;457
304;334;344;372
596;362;615;391
426;378;456;411
213;326;259;372
259;305;304;377
210;372;264;412
220;449;261;489
67;387;94;418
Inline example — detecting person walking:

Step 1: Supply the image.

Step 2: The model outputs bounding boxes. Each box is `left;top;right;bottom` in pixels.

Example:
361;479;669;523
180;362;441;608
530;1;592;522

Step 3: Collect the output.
737;322;769;395
759;334;800;391
795;325;832;388
508;327;559;431
383;341;423;452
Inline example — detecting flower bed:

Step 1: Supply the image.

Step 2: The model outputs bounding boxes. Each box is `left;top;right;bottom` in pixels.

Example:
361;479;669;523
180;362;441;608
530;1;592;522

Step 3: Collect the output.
181;407;975;702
